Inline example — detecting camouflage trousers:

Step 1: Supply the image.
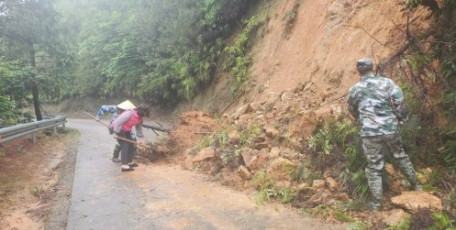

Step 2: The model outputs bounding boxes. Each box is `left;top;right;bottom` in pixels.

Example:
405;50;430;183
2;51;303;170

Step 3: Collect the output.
362;133;419;204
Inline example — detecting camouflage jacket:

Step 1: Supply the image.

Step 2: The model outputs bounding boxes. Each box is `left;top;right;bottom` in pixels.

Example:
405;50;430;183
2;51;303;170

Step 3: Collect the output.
95;105;119;122
347;73;407;137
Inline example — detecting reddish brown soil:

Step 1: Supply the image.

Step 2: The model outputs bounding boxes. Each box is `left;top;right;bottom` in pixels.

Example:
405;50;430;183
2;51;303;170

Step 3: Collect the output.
0;132;78;230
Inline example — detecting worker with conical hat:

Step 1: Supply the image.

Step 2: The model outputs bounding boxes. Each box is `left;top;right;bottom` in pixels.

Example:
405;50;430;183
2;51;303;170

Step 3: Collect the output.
116;100;136;110
112;104;150;172
95;100;137;162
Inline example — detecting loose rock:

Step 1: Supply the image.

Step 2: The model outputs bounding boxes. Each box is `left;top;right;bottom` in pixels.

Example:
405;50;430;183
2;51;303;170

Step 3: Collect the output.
391;191;443;211
269;147;281;159
325;177;338;190
264;125;279;138
241;148;258;166
233;104;253;120
266;157;298;181
312;180;326;189
253;142;269;150
385;163;395;176
248;150;269;171
237;166;252;180
192;147;217;163
228;130;241;145
384;209;410;226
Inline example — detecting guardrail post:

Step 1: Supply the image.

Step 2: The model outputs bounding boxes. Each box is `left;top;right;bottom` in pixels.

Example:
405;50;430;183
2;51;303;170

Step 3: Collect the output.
32;133;37;144
53;126;58;135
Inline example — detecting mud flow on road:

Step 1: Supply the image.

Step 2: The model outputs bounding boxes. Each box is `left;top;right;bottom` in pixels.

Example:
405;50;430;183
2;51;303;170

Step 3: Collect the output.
65;118;343;230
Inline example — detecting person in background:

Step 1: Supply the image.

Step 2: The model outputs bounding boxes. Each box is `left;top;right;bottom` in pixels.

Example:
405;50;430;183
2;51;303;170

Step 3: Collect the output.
347;57;421;211
95;100;136;162
112;104;150;172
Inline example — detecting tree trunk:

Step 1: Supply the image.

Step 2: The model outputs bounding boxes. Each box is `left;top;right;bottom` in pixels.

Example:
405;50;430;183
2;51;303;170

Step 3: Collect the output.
29;43;42;121
31;82;42;121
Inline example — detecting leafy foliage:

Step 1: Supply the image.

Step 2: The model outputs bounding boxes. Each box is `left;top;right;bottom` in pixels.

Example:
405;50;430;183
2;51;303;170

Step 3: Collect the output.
404;0;456;174
239;123;262;146
60;0;258;106
307;118;359;170
224;15;265;96
0;0;70;120
307;118;371;199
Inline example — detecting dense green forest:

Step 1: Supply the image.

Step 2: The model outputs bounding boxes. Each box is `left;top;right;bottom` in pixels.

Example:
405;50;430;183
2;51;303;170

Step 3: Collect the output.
0;0;256;125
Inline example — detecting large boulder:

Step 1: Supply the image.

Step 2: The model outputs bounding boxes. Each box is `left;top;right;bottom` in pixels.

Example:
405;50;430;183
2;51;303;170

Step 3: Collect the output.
266;157;299;181
391;191;443;211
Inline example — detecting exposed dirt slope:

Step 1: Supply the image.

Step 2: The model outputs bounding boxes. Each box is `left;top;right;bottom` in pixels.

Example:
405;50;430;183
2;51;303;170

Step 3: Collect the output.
176;0;431;115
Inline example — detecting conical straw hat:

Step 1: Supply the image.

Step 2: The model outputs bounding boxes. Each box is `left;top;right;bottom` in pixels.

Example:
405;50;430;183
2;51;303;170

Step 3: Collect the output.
117;100;136;110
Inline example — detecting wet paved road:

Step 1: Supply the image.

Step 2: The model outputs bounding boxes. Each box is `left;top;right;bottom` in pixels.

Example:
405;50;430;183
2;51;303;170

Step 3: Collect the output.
66;119;344;230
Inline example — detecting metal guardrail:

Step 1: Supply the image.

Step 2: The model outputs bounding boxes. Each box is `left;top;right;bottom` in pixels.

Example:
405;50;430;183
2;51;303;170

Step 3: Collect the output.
0;115;67;144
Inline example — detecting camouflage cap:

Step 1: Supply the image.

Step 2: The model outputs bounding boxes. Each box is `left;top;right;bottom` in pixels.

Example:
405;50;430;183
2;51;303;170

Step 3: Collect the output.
356;58;374;73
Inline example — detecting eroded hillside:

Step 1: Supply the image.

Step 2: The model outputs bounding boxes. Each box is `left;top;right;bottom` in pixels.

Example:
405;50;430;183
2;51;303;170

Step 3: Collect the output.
153;0;456;229
177;0;431;114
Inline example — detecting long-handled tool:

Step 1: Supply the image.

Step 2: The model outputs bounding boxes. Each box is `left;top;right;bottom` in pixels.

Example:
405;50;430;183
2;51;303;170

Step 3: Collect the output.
83;111;146;146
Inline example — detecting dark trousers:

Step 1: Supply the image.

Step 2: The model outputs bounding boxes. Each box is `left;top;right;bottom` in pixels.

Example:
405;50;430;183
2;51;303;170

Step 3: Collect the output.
118;131;134;164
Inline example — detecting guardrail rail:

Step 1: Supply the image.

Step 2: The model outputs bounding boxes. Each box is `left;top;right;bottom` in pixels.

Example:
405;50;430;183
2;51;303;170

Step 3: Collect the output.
0;115;67;144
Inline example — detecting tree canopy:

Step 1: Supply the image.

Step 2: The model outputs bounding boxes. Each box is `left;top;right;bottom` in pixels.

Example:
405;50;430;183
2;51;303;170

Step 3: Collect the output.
63;0;254;106
0;0;255;124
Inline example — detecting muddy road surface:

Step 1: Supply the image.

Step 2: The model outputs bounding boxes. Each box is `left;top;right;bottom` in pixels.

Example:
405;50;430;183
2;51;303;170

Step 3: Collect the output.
66;119;343;230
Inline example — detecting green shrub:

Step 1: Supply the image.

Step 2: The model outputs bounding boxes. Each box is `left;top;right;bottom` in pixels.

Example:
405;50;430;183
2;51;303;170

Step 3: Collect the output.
224;15;265;97
277;187;296;203
251;169;273;190
254;188;277;205
332;210;354;223
240;123;262;146
346;221;368;230
429;212;455;230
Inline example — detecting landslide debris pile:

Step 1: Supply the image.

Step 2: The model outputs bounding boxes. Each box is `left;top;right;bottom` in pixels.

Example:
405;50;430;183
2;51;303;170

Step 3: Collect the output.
140;111;217;162
141;83;450;227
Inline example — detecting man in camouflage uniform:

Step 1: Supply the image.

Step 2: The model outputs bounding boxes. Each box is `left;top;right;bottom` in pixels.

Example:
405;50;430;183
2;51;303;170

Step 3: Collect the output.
347;58;421;210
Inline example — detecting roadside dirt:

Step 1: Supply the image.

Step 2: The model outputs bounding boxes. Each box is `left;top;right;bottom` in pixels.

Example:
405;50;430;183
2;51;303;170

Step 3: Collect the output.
0;130;79;230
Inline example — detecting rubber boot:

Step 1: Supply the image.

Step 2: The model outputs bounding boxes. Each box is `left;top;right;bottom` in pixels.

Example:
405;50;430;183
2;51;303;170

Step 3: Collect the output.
112;144;121;162
397;158;422;191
